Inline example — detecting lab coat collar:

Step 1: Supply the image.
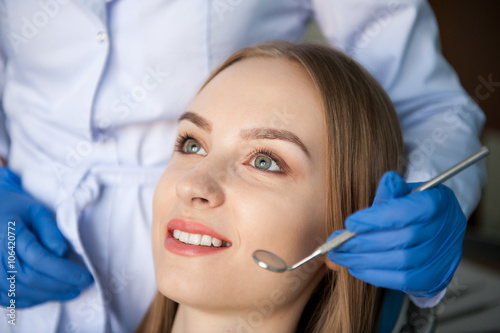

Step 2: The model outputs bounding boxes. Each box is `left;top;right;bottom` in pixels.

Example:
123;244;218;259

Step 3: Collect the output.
71;0;108;27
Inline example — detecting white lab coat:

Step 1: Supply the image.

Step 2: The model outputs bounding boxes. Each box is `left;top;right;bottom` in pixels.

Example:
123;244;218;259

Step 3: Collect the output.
0;0;486;332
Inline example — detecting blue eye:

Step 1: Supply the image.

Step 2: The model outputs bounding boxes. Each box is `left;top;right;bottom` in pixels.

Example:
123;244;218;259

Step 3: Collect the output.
183;139;207;155
251;155;282;172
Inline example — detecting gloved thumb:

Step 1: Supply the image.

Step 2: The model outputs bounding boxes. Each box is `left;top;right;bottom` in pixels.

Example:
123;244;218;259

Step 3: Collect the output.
0;167;22;189
374;171;411;205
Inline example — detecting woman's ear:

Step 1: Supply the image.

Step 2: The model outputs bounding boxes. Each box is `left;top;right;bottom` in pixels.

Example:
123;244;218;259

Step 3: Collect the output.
324;256;341;271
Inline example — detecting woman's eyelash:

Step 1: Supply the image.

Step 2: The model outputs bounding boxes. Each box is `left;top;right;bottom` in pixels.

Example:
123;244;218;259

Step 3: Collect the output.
174;132;289;174
174;133;196;153
247;148;288;174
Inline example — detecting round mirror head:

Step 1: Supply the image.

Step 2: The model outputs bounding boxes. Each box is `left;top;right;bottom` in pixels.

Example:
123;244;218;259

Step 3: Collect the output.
252;250;288;273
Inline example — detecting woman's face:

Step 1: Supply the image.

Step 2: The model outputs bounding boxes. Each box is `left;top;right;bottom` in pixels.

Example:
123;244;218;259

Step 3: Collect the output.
152;57;330;314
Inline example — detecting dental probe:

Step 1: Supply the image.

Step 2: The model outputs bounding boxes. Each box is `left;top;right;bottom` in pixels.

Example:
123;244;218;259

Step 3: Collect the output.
253;146;490;273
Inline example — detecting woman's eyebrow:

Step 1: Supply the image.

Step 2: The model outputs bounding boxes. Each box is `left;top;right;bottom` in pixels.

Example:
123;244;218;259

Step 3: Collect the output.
240;128;311;159
178;111;212;132
178;112;311;158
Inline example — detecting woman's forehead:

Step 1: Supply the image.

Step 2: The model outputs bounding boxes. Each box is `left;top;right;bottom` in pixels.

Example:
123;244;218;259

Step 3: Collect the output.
189;57;325;144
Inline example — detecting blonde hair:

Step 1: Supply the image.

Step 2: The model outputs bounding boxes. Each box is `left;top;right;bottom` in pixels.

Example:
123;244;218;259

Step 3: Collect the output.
137;42;404;333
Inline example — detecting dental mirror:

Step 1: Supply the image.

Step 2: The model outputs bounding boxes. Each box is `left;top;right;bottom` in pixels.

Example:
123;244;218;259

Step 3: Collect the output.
253;146;490;273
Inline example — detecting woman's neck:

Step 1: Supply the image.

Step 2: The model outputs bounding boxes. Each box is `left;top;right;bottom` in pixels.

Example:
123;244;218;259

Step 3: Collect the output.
171;302;304;333
170;266;327;332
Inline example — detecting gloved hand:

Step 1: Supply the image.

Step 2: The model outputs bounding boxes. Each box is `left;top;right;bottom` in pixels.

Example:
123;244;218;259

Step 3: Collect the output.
327;171;466;298
0;168;93;308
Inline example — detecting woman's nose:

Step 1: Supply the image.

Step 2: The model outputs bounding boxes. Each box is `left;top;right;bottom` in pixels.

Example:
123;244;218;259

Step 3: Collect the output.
175;163;225;209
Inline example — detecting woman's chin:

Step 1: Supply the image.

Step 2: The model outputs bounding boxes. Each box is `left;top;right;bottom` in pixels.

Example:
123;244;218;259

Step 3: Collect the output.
158;287;237;313
155;272;231;310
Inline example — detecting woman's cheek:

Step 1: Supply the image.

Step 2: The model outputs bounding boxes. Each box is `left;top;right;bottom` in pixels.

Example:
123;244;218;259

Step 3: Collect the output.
289;186;327;251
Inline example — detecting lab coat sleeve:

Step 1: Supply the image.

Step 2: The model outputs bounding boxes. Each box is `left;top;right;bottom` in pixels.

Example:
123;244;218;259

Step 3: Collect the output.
311;0;486;307
311;0;486;217
0;24;10;163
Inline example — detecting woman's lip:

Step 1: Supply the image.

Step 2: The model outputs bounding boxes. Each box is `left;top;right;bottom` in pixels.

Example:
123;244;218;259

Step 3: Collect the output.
167;218;230;243
165;230;230;257
165;218;231;257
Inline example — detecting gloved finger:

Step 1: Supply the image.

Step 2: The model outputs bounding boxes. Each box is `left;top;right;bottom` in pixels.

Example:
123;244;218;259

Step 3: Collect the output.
0;292;48;309
412;251;460;297
11;282;81;305
0;168;22;188
347;267;421;293
345;187;443;233
374;171;410;205
0;279;80;308
406;181;426;192
347;267;445;297
13;260;87;294
28;204;68;257
331;218;465;271
333;220;439;253
347;243;462;297
15;226;93;287
372;172;425;205
328;241;438;271
14;300;40;309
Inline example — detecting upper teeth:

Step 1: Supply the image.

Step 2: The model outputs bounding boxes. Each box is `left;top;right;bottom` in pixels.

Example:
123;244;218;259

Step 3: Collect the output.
173;229;230;247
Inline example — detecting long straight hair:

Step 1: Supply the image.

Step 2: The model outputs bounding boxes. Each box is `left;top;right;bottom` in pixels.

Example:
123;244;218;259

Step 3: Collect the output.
137;42;405;333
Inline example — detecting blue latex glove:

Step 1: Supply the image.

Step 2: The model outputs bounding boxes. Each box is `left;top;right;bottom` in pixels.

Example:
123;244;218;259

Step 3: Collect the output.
327;171;466;298
0;168;93;308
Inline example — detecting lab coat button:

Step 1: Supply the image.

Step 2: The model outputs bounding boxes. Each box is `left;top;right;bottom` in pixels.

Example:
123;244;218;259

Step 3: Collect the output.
96;31;107;43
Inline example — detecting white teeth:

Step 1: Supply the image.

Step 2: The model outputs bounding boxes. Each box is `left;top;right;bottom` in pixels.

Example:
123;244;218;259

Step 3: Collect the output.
172;229;230;248
188;233;201;245
173;229;180;239
201;235;212;246
212;238;222;247
179;231;189;243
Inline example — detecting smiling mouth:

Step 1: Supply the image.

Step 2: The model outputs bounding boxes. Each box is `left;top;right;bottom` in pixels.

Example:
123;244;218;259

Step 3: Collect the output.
172;229;232;248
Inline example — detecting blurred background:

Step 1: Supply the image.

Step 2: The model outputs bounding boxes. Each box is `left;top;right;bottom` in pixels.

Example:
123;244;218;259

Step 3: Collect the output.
303;1;499;332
